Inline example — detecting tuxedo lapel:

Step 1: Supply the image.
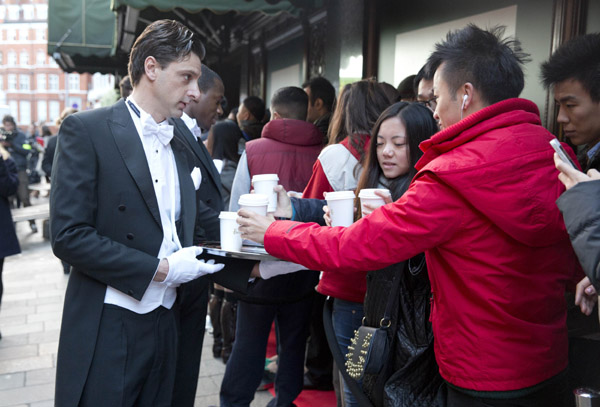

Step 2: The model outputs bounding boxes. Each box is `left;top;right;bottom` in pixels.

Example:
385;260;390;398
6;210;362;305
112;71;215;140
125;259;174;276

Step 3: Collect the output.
107;100;162;229
171;137;195;246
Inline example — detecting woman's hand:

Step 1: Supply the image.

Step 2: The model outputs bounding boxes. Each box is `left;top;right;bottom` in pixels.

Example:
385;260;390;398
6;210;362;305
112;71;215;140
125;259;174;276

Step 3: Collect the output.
575;276;598;316
361;190;392;216
272;185;293;218
237;209;276;245
323;205;332;226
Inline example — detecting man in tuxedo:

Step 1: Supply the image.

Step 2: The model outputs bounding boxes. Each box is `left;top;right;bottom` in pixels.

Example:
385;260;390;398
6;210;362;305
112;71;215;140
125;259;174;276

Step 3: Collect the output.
50;20;224;407
171;65;254;406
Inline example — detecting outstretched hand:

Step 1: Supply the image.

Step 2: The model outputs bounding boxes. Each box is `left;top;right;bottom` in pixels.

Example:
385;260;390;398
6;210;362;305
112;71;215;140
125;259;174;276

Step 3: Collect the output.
237;209;276;245
272;185;293;218
575;276;598;316
554;153;600;190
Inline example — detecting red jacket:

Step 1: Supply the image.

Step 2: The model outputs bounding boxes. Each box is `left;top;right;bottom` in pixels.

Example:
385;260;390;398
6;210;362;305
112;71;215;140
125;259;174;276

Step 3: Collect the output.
246;119;322;192
302;135;370;303
265;99;581;391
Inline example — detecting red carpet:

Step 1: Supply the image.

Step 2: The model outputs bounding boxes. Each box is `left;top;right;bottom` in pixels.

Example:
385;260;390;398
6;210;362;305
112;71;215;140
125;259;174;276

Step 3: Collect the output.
265;324;337;407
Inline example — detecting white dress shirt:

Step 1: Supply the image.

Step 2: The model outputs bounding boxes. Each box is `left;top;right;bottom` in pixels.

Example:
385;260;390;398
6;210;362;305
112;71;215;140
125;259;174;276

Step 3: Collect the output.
181;112;203;141
104;97;181;314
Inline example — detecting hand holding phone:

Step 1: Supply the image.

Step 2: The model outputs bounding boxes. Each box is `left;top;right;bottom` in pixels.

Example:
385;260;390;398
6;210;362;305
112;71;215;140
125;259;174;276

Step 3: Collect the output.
550;139;577;169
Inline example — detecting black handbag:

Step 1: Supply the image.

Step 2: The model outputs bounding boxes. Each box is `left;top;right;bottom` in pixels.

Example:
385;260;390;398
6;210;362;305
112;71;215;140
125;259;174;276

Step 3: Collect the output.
345;266;402;381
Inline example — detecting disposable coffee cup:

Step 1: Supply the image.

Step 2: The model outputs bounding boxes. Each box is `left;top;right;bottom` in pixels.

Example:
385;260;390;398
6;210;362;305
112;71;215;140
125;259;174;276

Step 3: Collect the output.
325;191;356;227
219;211;242;251
238;193;269;216
358;188;390;214
252;174;279;212
574;388;600;407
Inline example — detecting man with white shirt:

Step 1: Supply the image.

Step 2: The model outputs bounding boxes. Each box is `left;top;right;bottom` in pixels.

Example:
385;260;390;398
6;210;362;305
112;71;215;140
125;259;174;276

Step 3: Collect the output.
50;20;223;407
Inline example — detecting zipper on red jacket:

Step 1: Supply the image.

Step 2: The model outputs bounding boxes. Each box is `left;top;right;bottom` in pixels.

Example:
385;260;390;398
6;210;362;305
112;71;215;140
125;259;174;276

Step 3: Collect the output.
429;292;434;322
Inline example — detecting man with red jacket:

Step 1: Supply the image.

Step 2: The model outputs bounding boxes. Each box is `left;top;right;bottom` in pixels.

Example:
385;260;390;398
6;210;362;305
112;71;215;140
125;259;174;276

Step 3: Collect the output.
238;25;582;406
222;86;322;407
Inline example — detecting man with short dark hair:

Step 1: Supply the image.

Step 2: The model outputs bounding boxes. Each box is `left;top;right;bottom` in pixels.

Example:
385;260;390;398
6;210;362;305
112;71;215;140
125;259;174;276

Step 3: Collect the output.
303;76;336;143
1;115;36;232
222;86;322;407
50;20;224;406
541;32;600;395
239;25;582;407
237;96;266;141
414;63;436;112
541;33;600;172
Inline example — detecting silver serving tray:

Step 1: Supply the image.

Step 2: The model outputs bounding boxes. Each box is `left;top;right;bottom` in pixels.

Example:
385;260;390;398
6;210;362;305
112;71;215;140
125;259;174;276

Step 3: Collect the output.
201;243;280;261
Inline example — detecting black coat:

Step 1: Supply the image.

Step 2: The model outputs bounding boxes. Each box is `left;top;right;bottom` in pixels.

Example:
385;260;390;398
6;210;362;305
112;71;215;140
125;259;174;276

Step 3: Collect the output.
50;100;197;407
0;156;20;258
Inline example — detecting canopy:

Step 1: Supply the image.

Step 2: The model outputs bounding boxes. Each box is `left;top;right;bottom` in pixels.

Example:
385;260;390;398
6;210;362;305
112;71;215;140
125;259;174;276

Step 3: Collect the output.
48;0;316;73
110;0;298;15
47;0;120;73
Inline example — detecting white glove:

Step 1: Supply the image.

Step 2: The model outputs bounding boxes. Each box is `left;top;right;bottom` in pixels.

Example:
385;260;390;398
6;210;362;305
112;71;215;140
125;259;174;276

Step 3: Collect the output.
163;246;224;286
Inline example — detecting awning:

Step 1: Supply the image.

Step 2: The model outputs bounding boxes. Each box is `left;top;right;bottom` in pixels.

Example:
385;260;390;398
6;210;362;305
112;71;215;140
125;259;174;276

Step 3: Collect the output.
110;0;298;15
48;0;319;74
47;0;121;73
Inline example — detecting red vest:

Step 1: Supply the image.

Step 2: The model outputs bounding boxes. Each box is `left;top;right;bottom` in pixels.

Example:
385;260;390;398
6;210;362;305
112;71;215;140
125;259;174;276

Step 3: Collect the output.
246;119;322;192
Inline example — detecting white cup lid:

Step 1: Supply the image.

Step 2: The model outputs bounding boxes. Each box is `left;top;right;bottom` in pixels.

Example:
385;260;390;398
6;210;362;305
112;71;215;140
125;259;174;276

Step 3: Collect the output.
325;191;356;201
219;211;238;220
252;173;279;182
238;193;270;206
358;188;390;199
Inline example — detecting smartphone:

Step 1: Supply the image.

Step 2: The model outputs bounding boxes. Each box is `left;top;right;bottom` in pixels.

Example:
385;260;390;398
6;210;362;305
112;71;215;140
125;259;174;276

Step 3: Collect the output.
549;139;577;169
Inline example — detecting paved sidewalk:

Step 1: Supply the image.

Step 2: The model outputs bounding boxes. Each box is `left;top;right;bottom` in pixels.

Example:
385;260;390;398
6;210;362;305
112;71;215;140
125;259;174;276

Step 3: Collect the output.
0;209;272;406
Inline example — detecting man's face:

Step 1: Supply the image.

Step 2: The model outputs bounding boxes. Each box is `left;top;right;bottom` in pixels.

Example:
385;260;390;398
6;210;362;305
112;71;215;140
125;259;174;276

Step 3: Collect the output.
3;121;15;132
188;80;224;130
304;87;318;122
417;79;436;112
237;103;250;123
432;64;462;131
554;79;600;148
153;52;201;120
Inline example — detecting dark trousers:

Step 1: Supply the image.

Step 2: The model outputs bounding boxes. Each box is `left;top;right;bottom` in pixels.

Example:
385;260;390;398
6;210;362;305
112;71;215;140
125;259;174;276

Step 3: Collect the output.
220;296;313;407
16;170;30;207
0;258;4;306
79;304;177;407
172;276;210;407
305;292;334;386
437;373;571;407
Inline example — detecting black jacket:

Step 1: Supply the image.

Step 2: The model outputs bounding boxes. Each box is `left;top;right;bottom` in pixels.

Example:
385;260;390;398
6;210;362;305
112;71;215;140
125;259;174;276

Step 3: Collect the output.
0;156;20;258
41;134;57;178
50;100;197;406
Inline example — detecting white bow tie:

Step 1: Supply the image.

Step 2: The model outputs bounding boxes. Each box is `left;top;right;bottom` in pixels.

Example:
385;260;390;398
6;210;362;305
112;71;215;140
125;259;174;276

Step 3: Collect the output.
143;116;174;146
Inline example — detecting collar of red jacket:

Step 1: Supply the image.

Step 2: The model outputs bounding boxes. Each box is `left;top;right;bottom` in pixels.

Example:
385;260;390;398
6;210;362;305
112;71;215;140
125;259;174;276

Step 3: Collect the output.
415;98;541;171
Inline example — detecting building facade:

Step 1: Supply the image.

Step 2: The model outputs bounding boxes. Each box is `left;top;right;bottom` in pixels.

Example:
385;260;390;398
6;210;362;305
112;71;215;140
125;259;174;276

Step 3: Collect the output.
0;0;114;131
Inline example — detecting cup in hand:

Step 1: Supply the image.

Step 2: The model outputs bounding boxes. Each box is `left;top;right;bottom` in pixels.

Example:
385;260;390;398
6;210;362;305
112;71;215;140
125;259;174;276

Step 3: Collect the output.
358;188;390;215
219;211;243;251
252;174;279;212
325;191;356;227
238;193;269;216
